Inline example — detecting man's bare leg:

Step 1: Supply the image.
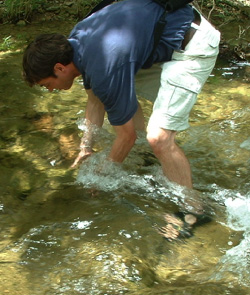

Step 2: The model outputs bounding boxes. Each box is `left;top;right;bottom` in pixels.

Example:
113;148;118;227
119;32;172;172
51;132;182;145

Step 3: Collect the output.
147;127;192;188
147;127;211;240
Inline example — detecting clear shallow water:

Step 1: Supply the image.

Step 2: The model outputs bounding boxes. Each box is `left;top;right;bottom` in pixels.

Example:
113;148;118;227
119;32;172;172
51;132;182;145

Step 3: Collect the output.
0;37;250;294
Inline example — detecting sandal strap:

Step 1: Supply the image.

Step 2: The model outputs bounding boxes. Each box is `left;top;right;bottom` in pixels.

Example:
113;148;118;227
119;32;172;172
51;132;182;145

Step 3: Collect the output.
175;211;212;227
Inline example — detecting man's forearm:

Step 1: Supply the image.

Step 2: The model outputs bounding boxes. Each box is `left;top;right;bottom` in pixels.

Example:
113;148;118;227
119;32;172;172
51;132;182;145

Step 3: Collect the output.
79;119;98;149
71;89;105;168
81;89;105;148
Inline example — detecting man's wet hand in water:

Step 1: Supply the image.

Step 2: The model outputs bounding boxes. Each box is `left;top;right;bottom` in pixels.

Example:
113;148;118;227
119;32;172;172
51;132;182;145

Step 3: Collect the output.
71;146;93;168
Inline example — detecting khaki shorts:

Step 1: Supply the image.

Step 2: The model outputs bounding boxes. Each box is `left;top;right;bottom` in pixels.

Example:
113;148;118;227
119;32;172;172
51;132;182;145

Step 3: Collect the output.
147;13;220;132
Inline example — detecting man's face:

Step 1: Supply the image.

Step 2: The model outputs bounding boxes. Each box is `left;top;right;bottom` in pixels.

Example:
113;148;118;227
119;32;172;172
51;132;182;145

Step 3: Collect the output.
37;63;76;92
38;75;74;92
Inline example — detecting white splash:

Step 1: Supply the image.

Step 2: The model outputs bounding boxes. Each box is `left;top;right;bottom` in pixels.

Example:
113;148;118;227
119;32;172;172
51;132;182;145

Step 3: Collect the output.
211;195;250;287
225;196;250;231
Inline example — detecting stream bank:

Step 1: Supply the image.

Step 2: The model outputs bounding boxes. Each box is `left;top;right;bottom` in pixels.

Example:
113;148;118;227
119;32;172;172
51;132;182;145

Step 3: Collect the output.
0;0;249;62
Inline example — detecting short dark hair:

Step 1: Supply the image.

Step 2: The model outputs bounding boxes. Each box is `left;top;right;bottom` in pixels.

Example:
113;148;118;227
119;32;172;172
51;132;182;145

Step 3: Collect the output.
23;33;73;86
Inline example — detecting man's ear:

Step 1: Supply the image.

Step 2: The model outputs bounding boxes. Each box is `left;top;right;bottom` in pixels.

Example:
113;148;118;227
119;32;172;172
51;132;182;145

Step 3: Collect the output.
54;63;66;75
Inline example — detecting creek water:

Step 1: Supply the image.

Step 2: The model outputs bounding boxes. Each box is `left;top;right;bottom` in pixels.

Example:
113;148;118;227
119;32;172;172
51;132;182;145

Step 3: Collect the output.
0;22;250;295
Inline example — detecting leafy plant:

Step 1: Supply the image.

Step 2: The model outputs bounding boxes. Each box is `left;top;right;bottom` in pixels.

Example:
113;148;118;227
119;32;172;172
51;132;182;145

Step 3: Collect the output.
0;36;15;51
74;0;101;19
4;0;44;22
0;36;14;51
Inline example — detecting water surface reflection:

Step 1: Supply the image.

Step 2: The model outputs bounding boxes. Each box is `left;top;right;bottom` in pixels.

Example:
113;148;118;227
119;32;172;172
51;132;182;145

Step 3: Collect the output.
0;48;249;294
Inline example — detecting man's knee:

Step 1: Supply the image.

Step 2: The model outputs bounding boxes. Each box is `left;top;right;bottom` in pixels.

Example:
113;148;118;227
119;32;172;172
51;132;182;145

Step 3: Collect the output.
146;128;176;156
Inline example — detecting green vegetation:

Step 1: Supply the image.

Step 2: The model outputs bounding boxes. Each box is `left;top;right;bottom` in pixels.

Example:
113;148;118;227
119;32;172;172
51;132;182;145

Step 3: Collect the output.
1;0;100;23
3;0;44;22
75;0;100;19
0;0;249;57
0;35;14;51
0;33;29;52
0;0;249;24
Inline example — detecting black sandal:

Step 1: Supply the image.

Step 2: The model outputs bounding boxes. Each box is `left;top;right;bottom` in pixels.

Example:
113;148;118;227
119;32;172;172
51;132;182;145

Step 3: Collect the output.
157;212;212;242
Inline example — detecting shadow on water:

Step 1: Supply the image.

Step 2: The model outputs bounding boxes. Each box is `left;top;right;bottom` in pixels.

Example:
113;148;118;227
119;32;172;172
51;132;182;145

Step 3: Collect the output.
0;29;250;295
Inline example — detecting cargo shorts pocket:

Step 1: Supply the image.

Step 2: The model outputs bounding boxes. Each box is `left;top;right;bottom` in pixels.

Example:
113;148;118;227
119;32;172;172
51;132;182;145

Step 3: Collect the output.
157;72;202;119
166;72;202;94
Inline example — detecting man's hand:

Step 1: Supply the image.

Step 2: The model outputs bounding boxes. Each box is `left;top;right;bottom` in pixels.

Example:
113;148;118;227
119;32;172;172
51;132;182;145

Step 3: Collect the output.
71;147;93;168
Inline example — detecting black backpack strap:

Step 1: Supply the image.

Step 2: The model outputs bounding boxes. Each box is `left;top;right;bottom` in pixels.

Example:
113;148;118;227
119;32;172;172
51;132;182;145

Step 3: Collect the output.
142;8;168;69
154;0;193;12
142;0;194;69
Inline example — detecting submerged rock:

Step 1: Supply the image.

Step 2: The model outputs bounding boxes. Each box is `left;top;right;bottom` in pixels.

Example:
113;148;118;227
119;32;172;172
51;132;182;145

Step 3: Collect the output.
240;137;250;150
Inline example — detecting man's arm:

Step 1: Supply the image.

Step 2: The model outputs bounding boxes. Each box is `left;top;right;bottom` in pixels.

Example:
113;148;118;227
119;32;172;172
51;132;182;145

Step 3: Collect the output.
85;89;105;126
109;118;137;162
108;102;145;162
71;89;105;167
72;89;144;167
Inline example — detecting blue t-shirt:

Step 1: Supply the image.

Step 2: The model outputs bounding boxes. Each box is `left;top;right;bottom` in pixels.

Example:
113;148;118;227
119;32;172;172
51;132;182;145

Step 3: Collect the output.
68;0;194;125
